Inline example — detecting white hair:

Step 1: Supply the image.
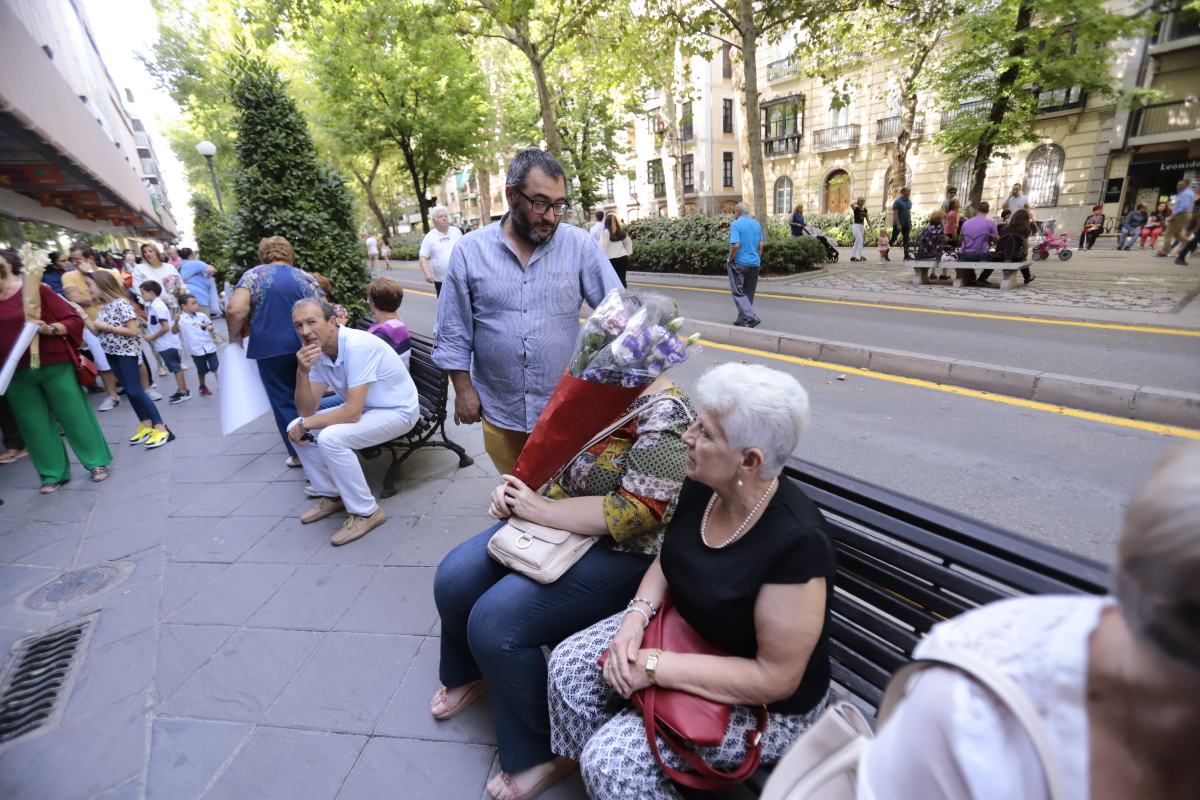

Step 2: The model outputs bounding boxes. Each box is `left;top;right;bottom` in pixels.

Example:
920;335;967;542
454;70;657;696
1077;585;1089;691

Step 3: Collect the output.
1115;444;1200;672
696;363;810;478
733;202;750;217
431;205;450;219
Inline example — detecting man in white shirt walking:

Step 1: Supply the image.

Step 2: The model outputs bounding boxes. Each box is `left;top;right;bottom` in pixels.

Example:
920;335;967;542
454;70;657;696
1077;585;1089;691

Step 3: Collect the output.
289;298;420;546
365;232;380;270
1005;183;1029;215
589;209;605;241
418;206;462;296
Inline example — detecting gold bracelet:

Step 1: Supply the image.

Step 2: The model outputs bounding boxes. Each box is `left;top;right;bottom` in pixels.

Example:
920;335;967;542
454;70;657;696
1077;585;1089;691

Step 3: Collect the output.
645;649;662;685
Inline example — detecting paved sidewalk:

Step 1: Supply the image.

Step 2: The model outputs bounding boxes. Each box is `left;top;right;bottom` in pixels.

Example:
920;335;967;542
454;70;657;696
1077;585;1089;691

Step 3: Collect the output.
0;382;587;799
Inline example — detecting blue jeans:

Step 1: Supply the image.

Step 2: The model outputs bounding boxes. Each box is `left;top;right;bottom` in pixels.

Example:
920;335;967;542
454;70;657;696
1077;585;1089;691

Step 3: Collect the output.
108;354;162;426
434;524;653;773
1117;225;1138;248
255;353;300;458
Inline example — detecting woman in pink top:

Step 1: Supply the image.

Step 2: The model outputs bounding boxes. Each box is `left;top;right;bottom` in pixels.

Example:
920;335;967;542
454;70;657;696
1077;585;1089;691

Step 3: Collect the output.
943;199;961;247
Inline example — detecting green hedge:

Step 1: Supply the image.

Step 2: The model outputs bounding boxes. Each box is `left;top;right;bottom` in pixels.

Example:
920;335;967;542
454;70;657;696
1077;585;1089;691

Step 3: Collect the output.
626;214;732;242
629;237;826;276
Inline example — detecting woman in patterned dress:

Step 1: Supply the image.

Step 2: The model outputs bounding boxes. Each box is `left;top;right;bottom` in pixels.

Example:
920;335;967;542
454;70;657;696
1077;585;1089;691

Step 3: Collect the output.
546;363;835;800
431;376;694;800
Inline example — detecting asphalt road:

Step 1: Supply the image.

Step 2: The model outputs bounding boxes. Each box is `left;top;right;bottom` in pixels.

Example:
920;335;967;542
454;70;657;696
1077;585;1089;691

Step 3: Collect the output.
397;289;1192;563
628;280;1200;393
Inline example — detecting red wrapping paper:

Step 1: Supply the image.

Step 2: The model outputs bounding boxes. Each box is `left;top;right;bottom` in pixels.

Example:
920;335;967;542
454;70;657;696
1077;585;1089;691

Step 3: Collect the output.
512;372;643;491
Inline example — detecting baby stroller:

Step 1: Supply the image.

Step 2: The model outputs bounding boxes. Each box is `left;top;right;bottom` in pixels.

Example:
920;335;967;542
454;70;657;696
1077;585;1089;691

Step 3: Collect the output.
801;225;840;262
1030;219;1073;261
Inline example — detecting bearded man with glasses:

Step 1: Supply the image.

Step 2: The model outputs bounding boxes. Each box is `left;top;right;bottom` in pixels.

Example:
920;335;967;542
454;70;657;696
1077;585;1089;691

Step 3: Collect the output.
434;148;621;475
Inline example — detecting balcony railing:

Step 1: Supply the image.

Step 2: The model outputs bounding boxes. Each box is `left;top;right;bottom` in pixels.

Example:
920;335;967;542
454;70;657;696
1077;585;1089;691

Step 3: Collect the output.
763;134;803;157
940;99;991;127
1133;98;1200;138
767;57;800;83
875;115;925;141
811;124;861;151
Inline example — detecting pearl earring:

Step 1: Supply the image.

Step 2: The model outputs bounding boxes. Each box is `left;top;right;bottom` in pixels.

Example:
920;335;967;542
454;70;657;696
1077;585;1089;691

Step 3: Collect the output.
737;479;744;487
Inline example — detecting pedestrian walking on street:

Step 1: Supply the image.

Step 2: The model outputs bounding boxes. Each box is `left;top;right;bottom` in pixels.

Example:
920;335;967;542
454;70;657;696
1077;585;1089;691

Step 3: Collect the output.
42;251;67;298
850;197;868;261
85;270;173;450
890;186;913;260
944;198;962;248
1175;215;1199;266
1118;204;1148;250
1004;183;1030;215
290;298;420;546
60;247;122;410
139;281;189;404
0;249;111;490
1079;204;1106;250
177;247;217;315
1140;202;1168;248
599;212;633;287
133;244;183;310
380;234;391;264
877;229;891;261
418;206;462;297
1158;179;1196;257
224;236;322;468
365;231;380;270
789;203;806;237
728;201;764;327
433;148;620;476
590;209;606;242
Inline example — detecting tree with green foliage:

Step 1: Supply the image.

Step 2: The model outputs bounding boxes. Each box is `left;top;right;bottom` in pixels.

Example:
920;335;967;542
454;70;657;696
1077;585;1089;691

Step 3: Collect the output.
934;0;1141;207
190;194;232;281
226;53;370;316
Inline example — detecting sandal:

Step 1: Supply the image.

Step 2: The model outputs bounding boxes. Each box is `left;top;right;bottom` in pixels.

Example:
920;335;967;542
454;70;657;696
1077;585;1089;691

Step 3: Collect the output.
0;448;27;464
90;466;111;483
39;481;68;495
488;758;577;800
431;680;487;720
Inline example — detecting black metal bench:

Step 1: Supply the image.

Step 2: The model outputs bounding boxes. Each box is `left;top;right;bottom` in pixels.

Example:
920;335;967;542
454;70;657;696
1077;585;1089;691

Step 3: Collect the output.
680;456;1107;798
354;329;474;498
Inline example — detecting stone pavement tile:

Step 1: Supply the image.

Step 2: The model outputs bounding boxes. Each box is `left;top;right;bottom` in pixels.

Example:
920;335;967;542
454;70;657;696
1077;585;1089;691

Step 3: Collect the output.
161;562;227;617
1;486;96;525
164;516;281;563
221;432;287;457
146;718;252;800
377;477;450;518
227;452;293;483
202;726;365;800
240;516;329;564
248;565;376;631
87;578;161;650
166;562;295;626
0;564;60;629
334;566;437;635
381;445;485;482
75;515;166;563
168;434;238;457
93;778;143;800
154;624;238;705
337;737;494;800
375;637;497;745
169;481;267;518
160;627;323;722
0;689;148;800
386;515;486;567
482;755;587;800
0;625;32;659
63;626;156;724
229;480;311;518
171;454;257;484
265;632;420;733
0;521;85;567
303;518;414;566
423;476;501;517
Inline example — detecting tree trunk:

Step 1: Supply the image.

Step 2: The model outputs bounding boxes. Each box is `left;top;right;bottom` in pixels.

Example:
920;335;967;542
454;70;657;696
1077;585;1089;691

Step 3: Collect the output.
660;75;683;218
478;169;492;222
350;156;389;234
968;0;1033;208
889;80;918;200
732;48;754;210
739;0;767;224
395;136;430;232
527;51;562;157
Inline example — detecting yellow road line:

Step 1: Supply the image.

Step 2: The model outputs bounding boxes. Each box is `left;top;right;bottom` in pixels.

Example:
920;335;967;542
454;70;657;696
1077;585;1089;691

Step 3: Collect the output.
702;340;1200;440
408;289;437;298
628;281;1200;338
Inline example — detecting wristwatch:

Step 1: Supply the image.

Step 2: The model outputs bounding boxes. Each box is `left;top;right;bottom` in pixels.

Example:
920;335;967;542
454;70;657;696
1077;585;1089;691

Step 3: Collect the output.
644;649;662;685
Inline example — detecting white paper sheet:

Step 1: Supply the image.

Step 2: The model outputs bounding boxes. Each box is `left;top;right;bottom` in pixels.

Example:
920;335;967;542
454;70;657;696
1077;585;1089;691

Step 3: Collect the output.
217;341;272;435
0;322;38;395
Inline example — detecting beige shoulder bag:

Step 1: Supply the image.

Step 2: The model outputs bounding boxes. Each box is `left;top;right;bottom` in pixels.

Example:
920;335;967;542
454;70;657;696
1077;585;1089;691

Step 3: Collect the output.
487;395;690;584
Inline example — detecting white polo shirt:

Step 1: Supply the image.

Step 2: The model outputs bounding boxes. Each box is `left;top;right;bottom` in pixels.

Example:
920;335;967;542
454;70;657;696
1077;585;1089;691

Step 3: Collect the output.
1005;194;1029;214
419;226;463;282
309;326;419;418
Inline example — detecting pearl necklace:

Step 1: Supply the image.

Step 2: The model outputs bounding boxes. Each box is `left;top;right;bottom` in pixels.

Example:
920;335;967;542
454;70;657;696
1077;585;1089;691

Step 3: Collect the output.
700;478;778;549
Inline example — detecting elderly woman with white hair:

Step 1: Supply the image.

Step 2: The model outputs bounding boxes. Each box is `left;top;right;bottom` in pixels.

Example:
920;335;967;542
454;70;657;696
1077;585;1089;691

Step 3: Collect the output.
546;363;835;799
855;444;1200;800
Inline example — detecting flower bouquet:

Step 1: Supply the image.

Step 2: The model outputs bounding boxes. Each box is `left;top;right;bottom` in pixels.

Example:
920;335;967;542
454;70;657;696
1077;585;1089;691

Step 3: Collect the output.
511;289;701;492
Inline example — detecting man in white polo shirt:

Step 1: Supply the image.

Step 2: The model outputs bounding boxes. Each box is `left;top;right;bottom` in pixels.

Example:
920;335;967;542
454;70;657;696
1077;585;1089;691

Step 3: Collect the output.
418;205;462;296
288;298;420;546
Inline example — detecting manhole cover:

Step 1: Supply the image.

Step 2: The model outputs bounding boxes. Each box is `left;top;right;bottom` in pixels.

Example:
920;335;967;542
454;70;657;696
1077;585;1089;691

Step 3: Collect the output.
23;563;132;611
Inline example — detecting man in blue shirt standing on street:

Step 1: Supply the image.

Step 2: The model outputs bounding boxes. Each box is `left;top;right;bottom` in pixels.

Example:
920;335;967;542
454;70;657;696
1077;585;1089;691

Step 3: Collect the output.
728;201;764;328
890;186;913;260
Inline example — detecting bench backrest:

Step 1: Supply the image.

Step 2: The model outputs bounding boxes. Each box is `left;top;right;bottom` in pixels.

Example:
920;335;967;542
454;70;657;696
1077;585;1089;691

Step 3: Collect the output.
783;457;1108;712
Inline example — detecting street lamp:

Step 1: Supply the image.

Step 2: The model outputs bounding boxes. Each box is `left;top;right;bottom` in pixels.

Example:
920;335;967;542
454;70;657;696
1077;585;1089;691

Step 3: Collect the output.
195;140;224;214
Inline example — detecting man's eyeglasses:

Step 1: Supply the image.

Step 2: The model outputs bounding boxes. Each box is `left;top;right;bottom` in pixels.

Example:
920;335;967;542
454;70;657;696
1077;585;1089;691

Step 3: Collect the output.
512;187;569;217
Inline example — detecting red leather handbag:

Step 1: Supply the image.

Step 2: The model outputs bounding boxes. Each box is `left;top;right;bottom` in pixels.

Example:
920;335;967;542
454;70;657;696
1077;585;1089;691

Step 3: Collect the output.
63;337;98;388
599;595;768;790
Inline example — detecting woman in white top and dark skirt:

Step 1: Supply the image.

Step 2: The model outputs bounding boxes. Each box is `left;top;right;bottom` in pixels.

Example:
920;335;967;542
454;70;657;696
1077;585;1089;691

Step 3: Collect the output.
857;444;1200;800
599;213;633;288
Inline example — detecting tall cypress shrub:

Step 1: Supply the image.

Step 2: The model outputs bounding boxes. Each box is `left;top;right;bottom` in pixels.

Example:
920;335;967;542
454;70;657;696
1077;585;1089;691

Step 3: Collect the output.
189;194;232;282
227;54;370;316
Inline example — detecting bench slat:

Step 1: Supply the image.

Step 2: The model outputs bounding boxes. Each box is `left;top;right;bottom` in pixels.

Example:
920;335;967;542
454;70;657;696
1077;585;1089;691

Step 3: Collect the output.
836;548;972;620
830;594;921;655
832;570;943;634
828;640;893;702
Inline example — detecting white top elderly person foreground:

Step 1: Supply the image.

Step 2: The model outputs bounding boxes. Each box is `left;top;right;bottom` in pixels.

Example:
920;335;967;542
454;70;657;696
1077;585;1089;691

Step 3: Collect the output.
857;444;1200;800
287;297;420;547
544;363;837;800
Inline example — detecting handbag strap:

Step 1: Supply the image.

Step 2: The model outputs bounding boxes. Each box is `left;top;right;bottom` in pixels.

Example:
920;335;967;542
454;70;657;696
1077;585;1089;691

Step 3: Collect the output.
877;648;1064;800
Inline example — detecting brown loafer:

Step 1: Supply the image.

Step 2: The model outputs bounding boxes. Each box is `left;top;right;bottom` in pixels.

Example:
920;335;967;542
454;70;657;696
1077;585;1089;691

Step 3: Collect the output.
431;680;487;720
330;507;386;546
300;497;344;524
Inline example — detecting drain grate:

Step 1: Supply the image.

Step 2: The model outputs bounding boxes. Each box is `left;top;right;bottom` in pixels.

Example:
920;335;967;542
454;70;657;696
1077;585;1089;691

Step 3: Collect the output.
23;562;130;611
0;618;94;745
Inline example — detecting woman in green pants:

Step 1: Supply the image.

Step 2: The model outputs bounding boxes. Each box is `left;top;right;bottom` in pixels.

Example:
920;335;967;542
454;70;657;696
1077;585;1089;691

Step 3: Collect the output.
0;250;112;493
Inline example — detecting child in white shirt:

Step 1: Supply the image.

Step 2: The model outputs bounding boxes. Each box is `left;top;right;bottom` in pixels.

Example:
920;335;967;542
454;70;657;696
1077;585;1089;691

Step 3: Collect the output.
138;280;189;403
174;294;220;397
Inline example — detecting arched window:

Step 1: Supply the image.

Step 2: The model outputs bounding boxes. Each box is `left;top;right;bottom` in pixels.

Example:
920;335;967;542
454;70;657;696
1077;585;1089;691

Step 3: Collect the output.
1024;143;1065;208
947;157;974;205
774;176;794;214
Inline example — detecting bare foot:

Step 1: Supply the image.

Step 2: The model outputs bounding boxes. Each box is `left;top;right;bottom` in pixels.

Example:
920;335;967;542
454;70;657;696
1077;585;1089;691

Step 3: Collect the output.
486;758;576;800
430;680;486;719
